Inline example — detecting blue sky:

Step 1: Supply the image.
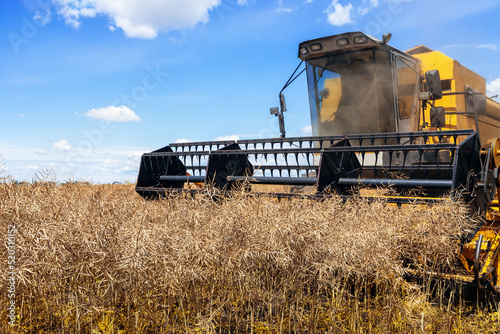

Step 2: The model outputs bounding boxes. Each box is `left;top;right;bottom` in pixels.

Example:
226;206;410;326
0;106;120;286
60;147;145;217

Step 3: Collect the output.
1;0;500;183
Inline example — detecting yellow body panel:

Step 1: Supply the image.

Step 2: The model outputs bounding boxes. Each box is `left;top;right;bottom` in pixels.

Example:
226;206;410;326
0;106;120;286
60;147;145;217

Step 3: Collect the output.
411;48;500;146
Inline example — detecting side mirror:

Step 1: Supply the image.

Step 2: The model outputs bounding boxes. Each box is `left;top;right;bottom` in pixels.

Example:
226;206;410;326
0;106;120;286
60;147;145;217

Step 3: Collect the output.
430;106;445;128
424;70;443;100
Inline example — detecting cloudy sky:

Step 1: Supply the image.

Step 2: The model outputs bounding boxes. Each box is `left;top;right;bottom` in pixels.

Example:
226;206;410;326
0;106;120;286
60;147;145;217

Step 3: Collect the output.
2;0;500;183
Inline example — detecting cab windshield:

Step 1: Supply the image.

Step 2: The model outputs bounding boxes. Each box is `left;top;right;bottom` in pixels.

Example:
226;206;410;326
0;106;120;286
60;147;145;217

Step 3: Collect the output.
306;48;395;136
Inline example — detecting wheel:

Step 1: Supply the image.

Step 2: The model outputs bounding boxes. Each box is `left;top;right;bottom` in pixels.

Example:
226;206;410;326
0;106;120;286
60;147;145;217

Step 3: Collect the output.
491;138;500;168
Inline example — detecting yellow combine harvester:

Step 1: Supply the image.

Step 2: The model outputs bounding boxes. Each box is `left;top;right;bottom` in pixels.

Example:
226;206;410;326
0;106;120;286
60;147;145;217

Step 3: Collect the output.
136;32;500;293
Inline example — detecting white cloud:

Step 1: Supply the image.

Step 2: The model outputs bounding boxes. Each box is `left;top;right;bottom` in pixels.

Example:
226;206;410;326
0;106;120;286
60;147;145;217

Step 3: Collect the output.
276;0;293;13
476;44;498;50
17;114;24;118
53;140;72;152
358;0;378;15
237;0;248;5
54;0;97;28
33;10;52;26
168;37;183;44
175;138;192;143
52;0;222;39
213;135;239;141
326;0;353;26
1;143;149;183
487;78;500;102
444;44;498;51
84;105;140;122
301;125;312;135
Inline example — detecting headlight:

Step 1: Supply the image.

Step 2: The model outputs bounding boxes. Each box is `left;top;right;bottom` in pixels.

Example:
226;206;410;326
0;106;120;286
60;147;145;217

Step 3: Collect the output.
336;37;349;46
353;36;367;44
310;43;322;51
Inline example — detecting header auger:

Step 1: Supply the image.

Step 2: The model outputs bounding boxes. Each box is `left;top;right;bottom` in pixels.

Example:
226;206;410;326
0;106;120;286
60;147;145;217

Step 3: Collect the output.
136;32;500;294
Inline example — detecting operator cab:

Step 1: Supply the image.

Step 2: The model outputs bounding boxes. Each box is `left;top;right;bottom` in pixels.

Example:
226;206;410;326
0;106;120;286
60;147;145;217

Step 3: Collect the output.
298;32;421;137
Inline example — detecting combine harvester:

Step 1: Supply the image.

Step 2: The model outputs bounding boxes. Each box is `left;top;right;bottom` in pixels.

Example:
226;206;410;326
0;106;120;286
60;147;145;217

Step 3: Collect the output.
136;32;500;293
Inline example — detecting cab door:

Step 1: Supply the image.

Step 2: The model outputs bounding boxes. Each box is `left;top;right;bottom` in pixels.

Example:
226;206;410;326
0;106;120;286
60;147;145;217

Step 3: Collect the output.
392;54;420;133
